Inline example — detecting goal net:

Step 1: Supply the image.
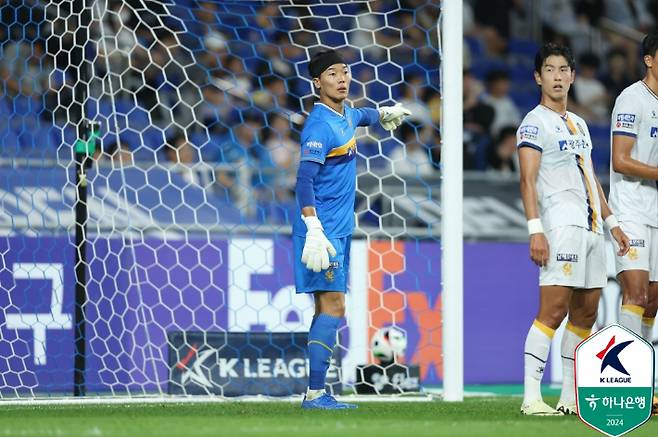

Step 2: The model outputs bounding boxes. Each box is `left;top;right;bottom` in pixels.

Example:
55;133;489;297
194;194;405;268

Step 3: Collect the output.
0;0;441;399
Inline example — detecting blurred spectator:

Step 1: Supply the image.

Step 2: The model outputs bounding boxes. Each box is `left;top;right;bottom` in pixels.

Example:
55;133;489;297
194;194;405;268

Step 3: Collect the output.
217;54;252;95
601;48;635;110
540;0;593;55
349;1;398;62
487;126;519;173
463;70;494;170
574;0;605;26
264;113;299;200
390;121;435;177
424;88;441;128
571;52;609;123
472;0;518;56
482;70;521;137
400;75;432;126
604;0;655;32
198;85;232;134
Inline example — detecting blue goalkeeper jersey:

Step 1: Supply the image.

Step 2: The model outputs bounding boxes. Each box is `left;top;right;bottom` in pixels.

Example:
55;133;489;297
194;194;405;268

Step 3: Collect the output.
292;103;379;238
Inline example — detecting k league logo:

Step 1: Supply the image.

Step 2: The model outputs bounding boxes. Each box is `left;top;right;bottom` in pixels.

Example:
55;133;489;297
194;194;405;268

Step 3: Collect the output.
575;324;655;436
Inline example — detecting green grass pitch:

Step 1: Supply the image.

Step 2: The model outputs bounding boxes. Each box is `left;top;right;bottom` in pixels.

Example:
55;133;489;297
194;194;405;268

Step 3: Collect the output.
0;396;656;437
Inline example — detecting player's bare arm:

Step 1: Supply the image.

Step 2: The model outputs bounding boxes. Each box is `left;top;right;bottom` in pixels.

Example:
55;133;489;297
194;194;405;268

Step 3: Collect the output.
594;175;630;256
519;146;549;267
612;134;658;180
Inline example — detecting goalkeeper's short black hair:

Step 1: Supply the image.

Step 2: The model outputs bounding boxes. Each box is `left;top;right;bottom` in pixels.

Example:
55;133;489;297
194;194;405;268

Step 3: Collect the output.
308;49;346;78
534;42;575;73
642;30;658;59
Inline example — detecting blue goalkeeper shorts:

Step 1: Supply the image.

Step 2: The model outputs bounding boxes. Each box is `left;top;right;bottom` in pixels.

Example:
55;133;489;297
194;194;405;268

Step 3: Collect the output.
293;234;351;293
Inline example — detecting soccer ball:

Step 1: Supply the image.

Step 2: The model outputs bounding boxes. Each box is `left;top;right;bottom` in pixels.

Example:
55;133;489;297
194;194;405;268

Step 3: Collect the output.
370;326;407;365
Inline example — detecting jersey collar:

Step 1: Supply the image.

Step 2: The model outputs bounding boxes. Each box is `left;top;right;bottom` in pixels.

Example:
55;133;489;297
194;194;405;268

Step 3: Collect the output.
315;102;346;118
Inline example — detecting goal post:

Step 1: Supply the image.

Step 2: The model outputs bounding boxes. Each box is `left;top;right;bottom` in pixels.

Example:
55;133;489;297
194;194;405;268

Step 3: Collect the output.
440;0;464;402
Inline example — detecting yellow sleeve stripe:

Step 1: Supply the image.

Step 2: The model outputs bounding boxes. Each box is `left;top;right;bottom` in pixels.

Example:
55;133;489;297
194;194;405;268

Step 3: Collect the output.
621;304;645;316
533;319;556;339
308;340;334;353
642;316;656;327
325;136;356;158
566;321;591;339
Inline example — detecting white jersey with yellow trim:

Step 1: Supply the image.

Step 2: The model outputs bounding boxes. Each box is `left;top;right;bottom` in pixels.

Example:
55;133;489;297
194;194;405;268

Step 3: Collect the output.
609;81;658;228
517;105;603;234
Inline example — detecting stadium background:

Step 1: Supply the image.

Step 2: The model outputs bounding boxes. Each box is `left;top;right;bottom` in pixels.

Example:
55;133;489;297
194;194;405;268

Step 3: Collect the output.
0;0;657;399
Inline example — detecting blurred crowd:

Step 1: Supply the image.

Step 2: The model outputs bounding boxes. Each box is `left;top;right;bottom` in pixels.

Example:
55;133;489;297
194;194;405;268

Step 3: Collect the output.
464;0;658;173
0;0;441;207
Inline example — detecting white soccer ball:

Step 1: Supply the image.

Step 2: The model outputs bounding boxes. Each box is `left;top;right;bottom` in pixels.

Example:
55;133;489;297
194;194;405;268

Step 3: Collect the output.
370;326;407;365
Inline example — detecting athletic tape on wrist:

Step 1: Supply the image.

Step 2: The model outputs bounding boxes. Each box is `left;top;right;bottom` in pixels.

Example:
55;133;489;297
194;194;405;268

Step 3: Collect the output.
527;218;544;235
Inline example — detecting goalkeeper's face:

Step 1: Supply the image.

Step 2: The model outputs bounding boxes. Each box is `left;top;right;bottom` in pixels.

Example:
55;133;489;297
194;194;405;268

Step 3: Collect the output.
315;63;351;101
534;55;574;101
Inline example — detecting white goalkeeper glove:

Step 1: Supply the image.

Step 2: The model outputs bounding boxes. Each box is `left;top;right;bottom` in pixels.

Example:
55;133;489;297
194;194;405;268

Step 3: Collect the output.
301;215;337;273
378;102;412;131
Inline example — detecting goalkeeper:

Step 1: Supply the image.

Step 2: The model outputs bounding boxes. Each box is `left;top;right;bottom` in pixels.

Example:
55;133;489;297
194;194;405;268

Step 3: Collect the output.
293;49;410;410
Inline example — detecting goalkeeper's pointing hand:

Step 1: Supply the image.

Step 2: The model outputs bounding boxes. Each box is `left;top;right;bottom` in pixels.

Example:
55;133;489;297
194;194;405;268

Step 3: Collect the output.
378;103;412;131
301;215;337;272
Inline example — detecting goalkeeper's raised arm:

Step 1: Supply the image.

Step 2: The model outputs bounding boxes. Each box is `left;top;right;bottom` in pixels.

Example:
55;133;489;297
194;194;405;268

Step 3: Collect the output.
290;49;410;410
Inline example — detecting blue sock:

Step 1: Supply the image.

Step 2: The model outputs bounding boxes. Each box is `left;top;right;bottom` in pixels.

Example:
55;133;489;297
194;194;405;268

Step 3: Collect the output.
307;313;341;390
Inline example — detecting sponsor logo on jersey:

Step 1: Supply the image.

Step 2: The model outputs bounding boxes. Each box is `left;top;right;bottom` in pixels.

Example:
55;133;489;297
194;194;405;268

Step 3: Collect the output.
519;125;539;141
651;127;658;138
557;253;579;262
305;140;323;149
617;113;636;129
629;239;645;247
617;113;636;123
558;138;589;151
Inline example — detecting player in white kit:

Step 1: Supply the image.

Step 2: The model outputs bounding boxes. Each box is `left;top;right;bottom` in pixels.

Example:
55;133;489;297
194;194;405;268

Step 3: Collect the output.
518;43;630;416
608;31;658;415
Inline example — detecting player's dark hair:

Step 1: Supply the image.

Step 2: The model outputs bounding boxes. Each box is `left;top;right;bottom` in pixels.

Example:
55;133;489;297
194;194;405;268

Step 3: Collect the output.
308;49;345;78
642;30;658;58
534;42;575;73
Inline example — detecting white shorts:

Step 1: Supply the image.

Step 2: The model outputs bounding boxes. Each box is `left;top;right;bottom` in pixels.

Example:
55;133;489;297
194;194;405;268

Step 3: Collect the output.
614;221;658;282
539;225;606;289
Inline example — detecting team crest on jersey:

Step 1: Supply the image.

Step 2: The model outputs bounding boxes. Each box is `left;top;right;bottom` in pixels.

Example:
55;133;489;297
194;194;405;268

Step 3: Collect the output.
629;239;645;247
519;125;539;141
557;253;579;262
325;269;335;282
555;125;563;133
562;263;573;277
651;110;657;119
628;248;639;261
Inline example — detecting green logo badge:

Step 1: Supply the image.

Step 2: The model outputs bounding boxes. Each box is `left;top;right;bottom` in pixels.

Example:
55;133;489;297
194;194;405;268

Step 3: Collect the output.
576;324;655;436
